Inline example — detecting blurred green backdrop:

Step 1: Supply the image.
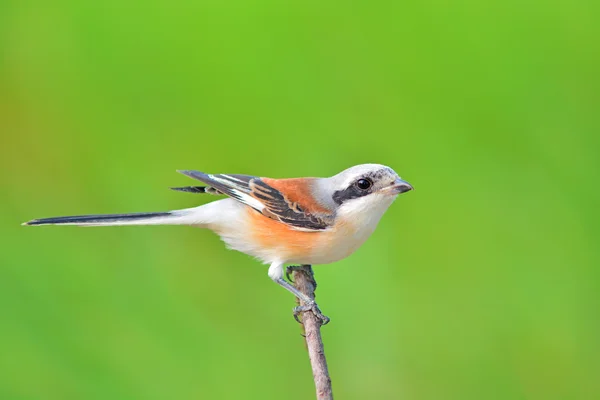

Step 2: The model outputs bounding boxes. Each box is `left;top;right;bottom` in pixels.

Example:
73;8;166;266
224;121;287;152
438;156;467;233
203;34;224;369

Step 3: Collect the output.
1;1;598;399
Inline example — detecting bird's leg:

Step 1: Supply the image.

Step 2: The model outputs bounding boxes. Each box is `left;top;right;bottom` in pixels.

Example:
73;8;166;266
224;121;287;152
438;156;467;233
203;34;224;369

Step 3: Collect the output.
268;262;329;325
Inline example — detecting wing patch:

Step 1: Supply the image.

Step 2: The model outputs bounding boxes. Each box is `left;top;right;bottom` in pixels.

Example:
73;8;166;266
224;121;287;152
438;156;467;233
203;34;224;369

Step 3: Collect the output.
177;170;332;231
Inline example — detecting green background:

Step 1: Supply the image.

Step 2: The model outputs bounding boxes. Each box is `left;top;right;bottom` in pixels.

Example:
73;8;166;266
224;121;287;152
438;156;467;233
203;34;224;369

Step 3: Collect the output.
1;1;598;399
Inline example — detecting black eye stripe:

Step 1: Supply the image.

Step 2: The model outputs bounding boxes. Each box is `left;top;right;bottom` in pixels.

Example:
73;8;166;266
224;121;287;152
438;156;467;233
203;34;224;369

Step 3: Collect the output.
332;178;374;205
331;168;395;205
332;187;364;205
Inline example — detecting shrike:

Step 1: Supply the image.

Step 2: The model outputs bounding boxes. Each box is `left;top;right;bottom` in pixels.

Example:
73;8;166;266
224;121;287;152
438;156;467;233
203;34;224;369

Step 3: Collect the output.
23;164;413;323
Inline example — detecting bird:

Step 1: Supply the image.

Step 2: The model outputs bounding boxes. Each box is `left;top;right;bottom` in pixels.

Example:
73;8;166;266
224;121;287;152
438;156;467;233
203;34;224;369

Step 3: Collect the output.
23;164;413;324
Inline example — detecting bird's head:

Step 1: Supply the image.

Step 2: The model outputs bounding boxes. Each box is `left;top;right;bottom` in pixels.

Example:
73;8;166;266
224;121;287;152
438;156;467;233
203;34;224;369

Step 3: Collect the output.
316;164;413;221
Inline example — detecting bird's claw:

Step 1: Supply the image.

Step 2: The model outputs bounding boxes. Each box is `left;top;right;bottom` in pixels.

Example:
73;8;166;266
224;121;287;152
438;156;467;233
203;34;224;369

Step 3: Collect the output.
293;302;330;326
285;265;300;283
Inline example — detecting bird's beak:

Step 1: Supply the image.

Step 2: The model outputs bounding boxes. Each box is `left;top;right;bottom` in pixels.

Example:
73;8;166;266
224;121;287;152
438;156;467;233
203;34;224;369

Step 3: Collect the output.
389;178;413;194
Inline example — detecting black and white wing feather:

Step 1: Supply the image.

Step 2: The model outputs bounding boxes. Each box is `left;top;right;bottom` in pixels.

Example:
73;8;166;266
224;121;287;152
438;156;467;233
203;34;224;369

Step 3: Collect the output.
177;170;332;231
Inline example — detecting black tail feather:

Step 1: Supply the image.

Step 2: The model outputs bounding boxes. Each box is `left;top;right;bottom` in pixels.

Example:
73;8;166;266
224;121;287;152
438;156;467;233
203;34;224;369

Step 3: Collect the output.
23;212;172;226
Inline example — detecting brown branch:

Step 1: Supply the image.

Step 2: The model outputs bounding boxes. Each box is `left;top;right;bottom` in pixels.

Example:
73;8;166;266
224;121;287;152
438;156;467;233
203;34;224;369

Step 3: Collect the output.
288;265;333;400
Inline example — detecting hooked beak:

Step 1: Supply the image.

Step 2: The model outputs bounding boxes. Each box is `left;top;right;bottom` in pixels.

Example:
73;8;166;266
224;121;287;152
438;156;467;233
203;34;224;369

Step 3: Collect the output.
389;178;413;194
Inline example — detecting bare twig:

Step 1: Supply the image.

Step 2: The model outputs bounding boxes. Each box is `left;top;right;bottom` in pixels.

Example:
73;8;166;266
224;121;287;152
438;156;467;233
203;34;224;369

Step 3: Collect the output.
288;265;333;400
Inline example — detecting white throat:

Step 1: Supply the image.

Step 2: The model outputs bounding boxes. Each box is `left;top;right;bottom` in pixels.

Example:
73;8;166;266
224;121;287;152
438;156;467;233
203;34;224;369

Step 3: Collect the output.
337;192;397;230
314;192;398;263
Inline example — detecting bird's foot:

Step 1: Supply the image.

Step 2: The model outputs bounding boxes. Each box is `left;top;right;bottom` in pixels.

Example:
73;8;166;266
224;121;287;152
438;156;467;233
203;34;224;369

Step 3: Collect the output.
285;265;318;289
285;265;299;283
293;301;330;326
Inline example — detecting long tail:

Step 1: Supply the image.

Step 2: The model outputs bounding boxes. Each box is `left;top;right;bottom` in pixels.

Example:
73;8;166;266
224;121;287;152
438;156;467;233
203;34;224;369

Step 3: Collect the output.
22;207;205;227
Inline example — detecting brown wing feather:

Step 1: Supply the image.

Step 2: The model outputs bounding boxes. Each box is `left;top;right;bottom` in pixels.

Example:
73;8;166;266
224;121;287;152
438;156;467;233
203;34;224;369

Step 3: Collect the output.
260;178;331;214
248;178;333;231
178;171;334;231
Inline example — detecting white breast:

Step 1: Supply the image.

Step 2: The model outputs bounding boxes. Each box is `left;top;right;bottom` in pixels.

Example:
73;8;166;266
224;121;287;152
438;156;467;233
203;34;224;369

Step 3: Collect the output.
297;192;398;265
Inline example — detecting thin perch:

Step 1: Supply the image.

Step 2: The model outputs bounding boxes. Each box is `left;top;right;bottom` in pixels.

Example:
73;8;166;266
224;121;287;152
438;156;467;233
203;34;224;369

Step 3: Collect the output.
288;265;333;400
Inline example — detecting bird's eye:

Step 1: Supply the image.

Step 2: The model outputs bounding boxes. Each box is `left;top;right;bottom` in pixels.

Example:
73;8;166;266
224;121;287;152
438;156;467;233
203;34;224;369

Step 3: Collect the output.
356;178;372;190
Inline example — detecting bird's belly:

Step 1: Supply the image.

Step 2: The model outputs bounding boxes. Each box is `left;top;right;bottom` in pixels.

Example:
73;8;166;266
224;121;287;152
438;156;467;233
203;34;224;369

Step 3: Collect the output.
295;222;372;265
249;212;373;265
214;207;376;266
